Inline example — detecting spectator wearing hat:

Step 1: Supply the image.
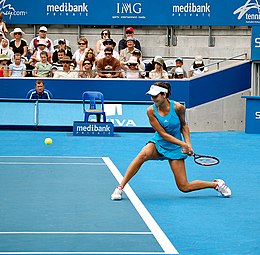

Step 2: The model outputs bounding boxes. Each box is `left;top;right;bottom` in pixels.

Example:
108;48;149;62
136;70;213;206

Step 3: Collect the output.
96;29;111;54
145;56;168;78
53;56;78;78
9;28;28;58
9;53;26;77
0;54;9;77
28;26;54;55
52;39;73;63
149;56;168;80
96;39;119;60
0;12;8;36
79;59;97;78
132;49;145;77
169;57;187;78
96;47;121;78
118;27;141;53
28;39;52;67
174;67;185;79
73;37;89;69
79;48;96;72
124;56;143;79
119;37;139;69
189;55;208;77
26;80;53;100
0;37;14;63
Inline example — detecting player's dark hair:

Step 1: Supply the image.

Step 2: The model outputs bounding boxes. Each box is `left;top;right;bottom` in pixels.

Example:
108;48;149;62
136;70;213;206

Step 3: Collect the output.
153;81;171;98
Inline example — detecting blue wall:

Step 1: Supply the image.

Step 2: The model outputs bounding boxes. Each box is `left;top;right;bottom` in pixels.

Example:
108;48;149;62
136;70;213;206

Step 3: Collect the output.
0;62;251;108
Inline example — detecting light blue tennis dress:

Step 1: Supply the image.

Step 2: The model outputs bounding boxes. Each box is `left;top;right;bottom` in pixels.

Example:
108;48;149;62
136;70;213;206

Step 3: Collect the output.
150;100;188;160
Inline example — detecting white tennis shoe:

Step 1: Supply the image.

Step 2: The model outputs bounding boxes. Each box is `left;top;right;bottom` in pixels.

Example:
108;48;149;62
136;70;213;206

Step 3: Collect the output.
111;186;123;200
214;179;231;197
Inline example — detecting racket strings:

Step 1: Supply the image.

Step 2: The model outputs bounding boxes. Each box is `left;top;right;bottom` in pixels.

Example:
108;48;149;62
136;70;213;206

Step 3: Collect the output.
195;157;219;165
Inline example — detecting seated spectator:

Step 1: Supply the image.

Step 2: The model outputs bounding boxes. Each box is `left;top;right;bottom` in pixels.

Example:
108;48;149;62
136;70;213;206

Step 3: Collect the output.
96;29;111;54
33;51;52;77
96;47;121;78
119;37;139;69
28;26;54;55
26;79;53;99
79;59;97;78
52;39;72;63
132;49;145;77
53;56;78;78
9;53;26;77
149;56;169;80
118;27;141;53
51;49;65;72
0;12;9;37
189;55;208;77
0;54;9;77
73;37;89;69
124;56;143;79
96;39;119;60
28;39;52;67
0;31;3;45
0;38;14;63
145;56;167;78
174;67;185;79
9;28;28;59
169;57;187;78
79;48;96;71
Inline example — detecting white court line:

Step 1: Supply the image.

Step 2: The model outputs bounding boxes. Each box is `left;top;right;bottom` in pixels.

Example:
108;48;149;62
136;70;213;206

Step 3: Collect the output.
0;232;152;235
0;253;166;255
103;157;179;255
0;162;106;165
0;156;102;158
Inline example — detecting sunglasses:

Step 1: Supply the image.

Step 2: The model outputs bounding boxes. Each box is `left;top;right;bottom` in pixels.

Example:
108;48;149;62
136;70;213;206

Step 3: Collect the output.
105;52;112;56
62;61;70;64
87;52;94;54
14;32;22;35
39;30;47;33
126;31;133;34
129;63;137;66
102;32;108;35
78;43;86;45
84;62;91;65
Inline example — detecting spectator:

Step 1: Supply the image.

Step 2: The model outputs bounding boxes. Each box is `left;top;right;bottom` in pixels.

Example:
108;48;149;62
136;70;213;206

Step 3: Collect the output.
124;56;142;79
96;29;111;54
9;28;28;59
118;27;141;53
0;31;3;45
119;37;138;69
0;38;14;63
28;39;52;66
145;56;167;78
26;80;53;99
51;49;66;73
79;59;97;78
169;57;187;78
149;56;169;80
33;51;52;77
28;26;54;55
53;56;78;78
96;39;119;60
0;12;8;36
79;48;96;71
189;55;208;77
132;49;145;77
174;67;185;79
9;53;26;77
96;47;121;78
52;38;73;63
73;37;88;69
0;54;9;77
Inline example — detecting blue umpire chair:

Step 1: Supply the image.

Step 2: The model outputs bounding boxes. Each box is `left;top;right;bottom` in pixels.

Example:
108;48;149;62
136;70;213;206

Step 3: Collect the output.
82;91;106;123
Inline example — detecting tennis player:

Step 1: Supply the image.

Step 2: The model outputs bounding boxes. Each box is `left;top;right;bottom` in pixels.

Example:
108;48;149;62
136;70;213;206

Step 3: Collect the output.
111;82;231;200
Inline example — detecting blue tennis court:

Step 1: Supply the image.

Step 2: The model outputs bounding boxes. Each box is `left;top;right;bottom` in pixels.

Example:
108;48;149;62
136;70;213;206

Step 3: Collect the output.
0;130;259;255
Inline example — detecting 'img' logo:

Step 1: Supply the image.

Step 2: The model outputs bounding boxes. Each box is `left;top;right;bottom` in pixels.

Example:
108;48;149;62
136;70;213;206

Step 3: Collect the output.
233;0;260;23
0;0;27;19
112;2;146;20
46;2;88;17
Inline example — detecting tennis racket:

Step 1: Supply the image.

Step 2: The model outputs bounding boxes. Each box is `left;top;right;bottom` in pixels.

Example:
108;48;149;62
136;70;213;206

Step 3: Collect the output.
193;153;220;166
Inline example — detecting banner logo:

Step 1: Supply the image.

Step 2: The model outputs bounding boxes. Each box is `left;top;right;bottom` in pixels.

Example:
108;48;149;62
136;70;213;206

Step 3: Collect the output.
0;0;27;19
112;2;146;20
172;2;211;17
233;0;260;23
46;2;88;17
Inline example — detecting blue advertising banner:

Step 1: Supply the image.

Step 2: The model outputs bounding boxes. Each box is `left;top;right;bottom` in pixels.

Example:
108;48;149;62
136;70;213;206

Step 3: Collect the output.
251;26;260;60
1;0;260;26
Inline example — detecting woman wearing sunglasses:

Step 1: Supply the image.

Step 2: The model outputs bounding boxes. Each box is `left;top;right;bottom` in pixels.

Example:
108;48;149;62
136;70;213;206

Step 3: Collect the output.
96;29;111;55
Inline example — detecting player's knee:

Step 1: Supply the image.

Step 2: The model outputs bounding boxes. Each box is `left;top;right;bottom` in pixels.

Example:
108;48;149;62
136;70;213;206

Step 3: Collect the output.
137;150;150;162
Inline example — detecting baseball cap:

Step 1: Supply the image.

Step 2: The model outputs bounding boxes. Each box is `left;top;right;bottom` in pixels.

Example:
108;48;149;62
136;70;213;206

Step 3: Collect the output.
39;26;48;32
194;55;203;64
132;49;142;55
146;85;168;96
175;67;184;75
175;57;183;63
126;36;136;42
125;27;134;33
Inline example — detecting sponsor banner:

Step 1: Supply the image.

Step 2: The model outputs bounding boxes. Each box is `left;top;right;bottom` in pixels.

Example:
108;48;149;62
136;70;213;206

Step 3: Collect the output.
1;0;260;26
73;121;114;136
251;26;260;60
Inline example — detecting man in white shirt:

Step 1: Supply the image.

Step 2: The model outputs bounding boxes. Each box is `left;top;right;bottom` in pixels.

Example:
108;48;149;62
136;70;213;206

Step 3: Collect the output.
53;56;78;78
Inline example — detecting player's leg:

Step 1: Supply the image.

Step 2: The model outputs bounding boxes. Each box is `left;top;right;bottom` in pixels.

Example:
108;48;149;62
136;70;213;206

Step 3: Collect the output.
111;142;161;200
168;159;231;197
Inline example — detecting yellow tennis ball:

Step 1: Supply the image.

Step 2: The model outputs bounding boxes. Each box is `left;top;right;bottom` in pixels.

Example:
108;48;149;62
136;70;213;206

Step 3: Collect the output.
44;138;53;145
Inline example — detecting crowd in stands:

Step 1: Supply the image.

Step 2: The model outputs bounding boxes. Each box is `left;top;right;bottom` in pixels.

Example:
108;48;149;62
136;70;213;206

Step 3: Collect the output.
0;16;209;79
